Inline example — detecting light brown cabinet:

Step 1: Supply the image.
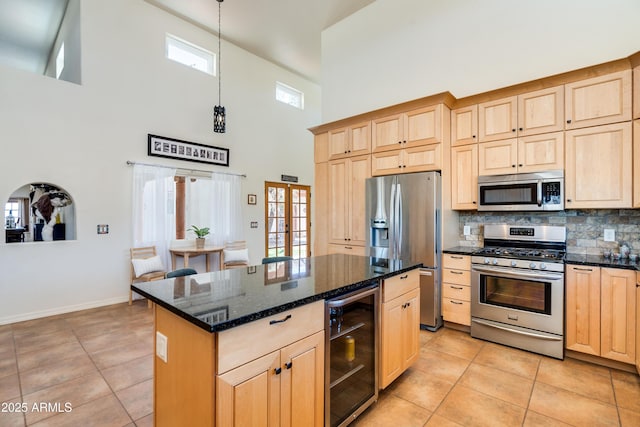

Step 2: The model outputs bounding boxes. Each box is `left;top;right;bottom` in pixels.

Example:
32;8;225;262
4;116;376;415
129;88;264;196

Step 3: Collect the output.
441;254;471;326
565;122;632;209
328;121;371;160
451;145;478;210
634;120;640;208
328;155;370;247
478;131;564;175
451;105;478;146
636;272;640;375
380;270;420;389
634;67;640;120
565;70;632;130
372;143;442;176
566;266;636;365
372;105;444;152
478;86;564;143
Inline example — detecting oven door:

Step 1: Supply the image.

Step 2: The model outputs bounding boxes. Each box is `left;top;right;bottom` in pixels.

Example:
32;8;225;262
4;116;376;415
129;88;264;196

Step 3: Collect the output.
471;264;564;335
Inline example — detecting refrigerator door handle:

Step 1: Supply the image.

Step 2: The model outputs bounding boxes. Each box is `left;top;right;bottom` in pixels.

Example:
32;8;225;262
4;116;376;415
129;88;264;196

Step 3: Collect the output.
396;183;402;257
389;183;396;258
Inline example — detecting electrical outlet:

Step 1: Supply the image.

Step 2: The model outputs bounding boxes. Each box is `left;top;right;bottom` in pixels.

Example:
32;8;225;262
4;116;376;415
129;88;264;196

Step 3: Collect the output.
463;225;471;236
156;332;168;363
604;229;615;242
250;221;258;228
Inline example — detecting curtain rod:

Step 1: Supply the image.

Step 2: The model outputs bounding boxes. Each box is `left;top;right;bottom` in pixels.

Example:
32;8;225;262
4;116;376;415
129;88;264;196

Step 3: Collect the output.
126;160;246;177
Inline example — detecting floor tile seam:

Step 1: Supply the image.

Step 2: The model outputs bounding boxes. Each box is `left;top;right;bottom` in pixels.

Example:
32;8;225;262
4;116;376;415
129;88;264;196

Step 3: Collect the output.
469;358;540;382
9;329;27;427
98;356;154;393
532;373;619;407
608;370;624;427
26;392;135;426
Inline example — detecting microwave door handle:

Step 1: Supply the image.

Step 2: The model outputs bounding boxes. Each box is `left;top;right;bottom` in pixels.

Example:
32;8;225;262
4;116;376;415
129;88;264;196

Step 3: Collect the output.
537;180;542;207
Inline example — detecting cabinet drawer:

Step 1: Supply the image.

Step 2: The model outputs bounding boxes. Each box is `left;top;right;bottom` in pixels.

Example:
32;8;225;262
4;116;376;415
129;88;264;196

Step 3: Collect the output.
327;244;366;256
442;283;470;301
442;298;471;326
217;300;324;374
382;269;420;303
442;254;471;270
442;268;470;286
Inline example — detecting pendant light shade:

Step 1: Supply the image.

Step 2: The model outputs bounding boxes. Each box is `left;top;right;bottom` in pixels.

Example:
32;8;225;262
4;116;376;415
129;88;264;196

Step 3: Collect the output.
214;0;226;133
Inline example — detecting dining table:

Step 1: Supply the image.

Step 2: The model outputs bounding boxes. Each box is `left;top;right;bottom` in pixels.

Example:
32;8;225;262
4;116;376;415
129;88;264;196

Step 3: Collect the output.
169;246;224;272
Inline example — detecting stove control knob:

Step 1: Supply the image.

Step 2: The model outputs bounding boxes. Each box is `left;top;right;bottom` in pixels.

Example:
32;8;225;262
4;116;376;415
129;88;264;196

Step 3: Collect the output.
492;259;499;265
484;257;490;264
511;260;517;267
529;262;537;269
540;263;547;270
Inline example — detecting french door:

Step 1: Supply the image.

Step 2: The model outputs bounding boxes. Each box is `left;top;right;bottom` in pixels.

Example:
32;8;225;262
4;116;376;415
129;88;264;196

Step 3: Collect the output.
265;182;311;259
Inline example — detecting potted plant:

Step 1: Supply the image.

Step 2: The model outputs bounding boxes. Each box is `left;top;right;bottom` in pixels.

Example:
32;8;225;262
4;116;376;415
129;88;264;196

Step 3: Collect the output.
188;225;210;249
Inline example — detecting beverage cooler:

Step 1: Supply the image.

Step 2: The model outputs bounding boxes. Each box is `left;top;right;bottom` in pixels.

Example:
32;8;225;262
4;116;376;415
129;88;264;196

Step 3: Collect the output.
325;284;379;427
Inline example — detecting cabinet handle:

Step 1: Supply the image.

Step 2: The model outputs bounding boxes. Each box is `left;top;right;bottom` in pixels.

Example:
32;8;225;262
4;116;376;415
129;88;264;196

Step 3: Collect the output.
450;271;463;275
400;274;409;279
398;141;402;144
519;127;523;131
566;199;572;203
572;267;593;272
344;246;353;250
269;314;292;325
402;165;406;168
512;129;516;132
472;201;477;204
344;150;348;154
567;119;572;124
450;255;463;259
398;165;402;168
511;164;516;168
450;285;464;290
285;362;293;370
402;302;412;309
518;164;523;167
472;135;476;139
274;367;282;375
450;300;463;305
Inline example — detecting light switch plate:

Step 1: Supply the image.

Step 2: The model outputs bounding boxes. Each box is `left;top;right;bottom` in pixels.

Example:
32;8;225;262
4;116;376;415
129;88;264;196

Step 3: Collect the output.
156;332;168;363
604;229;615;242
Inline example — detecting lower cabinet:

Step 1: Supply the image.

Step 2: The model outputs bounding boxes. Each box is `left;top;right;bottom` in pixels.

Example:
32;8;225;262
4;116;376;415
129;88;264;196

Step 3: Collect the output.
566;265;636;365
441;254;471;326
380;270;420;389
217;331;325;427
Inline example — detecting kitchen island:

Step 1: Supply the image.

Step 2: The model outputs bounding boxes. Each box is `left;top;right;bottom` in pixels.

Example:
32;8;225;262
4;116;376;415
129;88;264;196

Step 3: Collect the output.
132;254;421;427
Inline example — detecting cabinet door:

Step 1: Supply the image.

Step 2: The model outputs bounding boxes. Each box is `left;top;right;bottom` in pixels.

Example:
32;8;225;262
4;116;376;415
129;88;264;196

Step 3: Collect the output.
405;105;442;148
635;67;640;120
403;144;442;173
636;272;640;375
280;331;324;427
328;127;349;160
380;294;404;388
634;120;640;208
348;155;371;246
478;96;517;142
372;149;403;176
328;159;348;244
601;268;636;364
451;145;478;209
565;70;632;129
217;350;281;427
350;122;372;157
372;114;404;152
517;86;564;136
314;162;329;256
517;131;564;173
565;265;601;356
451;105;478;146
314;133;329;164
565;122;632;209
401;288;420;371
478;138;518;175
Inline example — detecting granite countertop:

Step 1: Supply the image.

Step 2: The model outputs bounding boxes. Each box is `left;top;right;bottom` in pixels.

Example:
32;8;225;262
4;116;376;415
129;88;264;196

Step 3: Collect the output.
564;253;640;271
132;254;422;333
443;246;480;255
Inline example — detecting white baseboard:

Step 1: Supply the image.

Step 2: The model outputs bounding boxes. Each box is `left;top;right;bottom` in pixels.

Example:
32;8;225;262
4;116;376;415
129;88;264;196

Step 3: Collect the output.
0;296;130;326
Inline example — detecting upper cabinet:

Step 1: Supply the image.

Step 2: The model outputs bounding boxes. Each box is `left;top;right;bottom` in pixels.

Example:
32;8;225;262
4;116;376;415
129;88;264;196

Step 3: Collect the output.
478;132;564;175
328;121;371;160
478;86;564;142
372;105;444;152
451;105;478;146
634;66;640;120
565;70;632;130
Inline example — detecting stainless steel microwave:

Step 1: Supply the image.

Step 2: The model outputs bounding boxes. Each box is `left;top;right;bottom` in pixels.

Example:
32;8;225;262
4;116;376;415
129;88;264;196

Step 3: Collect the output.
477;170;564;211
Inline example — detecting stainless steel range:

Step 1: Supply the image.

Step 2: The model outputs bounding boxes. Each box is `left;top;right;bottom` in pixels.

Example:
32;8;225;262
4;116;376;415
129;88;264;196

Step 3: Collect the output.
471;224;566;359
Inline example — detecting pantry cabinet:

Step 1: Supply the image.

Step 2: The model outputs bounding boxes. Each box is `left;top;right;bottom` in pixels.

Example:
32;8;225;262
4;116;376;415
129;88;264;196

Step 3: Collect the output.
441;254;471;326
478;86;564;143
328;155;370;247
451;105;478;146
565;70;632;130
566;266;636;365
328;121;371;160
565;122;632;209
372;105;444;152
380;269;420;389
451;144;478;209
478;132;564;175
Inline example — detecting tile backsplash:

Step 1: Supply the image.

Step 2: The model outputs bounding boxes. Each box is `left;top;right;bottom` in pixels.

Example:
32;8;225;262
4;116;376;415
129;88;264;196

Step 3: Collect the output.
457;209;640;255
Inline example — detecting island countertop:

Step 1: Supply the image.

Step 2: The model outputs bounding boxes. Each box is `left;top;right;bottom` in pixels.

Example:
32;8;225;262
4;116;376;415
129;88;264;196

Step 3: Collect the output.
132;254;421;333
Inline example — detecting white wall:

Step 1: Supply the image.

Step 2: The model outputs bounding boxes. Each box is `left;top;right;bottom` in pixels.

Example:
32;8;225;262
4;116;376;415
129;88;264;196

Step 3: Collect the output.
0;0;320;324
321;0;640;122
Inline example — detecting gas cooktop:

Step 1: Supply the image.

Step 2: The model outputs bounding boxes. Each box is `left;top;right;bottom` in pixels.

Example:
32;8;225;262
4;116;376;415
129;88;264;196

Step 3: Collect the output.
474;246;565;262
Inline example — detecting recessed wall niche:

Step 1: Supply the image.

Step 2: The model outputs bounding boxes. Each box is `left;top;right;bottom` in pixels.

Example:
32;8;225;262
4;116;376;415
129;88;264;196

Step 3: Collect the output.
4;183;76;243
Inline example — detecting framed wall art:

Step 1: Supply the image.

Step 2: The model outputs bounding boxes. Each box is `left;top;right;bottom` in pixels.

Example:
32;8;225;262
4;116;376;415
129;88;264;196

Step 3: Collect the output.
148;134;229;167
248;194;257;205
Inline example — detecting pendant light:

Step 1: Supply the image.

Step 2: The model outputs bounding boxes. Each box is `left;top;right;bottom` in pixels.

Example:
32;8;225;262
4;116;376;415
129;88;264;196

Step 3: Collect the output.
213;0;226;133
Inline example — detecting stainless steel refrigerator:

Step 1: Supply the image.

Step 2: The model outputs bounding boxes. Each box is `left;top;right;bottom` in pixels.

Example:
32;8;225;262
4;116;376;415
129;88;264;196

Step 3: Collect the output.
365;171;442;331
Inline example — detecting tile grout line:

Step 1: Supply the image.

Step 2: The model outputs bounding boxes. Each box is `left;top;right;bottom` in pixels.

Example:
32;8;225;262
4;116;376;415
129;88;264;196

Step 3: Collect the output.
520;354;542;427
9;326;27;427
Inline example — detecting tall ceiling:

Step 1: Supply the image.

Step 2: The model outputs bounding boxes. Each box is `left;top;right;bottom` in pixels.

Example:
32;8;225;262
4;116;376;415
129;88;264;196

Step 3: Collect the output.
145;0;376;82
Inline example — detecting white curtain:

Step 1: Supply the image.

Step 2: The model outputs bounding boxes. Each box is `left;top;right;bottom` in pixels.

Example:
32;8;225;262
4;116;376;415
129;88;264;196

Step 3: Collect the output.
185;173;243;246
132;164;176;269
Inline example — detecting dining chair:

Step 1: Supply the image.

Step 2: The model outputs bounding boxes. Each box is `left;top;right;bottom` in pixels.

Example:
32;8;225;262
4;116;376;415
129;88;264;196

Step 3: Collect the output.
222;240;250;269
130;246;166;306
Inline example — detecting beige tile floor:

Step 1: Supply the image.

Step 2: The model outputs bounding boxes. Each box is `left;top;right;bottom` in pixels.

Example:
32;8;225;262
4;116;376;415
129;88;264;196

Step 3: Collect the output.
1;301;640;426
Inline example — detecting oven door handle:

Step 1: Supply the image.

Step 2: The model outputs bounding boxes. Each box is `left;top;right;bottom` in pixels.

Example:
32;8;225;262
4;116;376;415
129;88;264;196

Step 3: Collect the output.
471;265;563;281
472;318;563;341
